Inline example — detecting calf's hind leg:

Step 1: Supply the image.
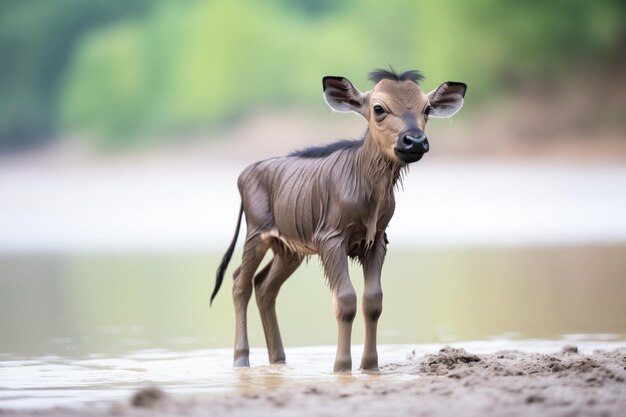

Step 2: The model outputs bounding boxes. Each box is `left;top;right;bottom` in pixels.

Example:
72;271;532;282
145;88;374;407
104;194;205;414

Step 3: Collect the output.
232;234;269;367
254;251;302;364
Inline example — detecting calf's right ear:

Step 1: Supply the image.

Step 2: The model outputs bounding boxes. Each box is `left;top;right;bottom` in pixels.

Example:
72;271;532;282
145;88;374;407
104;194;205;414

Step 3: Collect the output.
322;76;366;115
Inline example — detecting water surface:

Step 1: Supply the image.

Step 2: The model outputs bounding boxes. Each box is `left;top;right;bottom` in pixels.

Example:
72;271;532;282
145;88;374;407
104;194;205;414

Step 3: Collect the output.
3;341;626;410
1;246;625;357
1;245;626;409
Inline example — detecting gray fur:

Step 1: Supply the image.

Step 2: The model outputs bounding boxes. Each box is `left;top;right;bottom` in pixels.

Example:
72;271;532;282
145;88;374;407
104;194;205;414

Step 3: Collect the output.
213;70;466;372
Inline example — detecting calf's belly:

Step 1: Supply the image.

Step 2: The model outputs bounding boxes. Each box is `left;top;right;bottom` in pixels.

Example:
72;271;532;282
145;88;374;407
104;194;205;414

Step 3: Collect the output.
261;228;318;255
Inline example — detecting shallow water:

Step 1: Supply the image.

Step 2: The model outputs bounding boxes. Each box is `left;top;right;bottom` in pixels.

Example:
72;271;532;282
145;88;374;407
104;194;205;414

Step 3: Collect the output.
2;341;626;410
1;246;626;357
1;246;626;409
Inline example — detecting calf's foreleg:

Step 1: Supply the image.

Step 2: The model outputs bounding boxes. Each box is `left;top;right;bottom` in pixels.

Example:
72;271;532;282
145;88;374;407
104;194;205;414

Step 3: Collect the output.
359;233;386;371
319;239;357;372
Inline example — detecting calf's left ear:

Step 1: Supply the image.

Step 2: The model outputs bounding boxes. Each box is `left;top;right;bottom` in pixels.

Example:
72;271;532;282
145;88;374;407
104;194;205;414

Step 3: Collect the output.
427;82;467;118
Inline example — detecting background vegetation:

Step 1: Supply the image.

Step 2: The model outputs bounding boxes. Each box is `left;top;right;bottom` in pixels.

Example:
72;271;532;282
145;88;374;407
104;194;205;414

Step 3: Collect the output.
1;0;624;150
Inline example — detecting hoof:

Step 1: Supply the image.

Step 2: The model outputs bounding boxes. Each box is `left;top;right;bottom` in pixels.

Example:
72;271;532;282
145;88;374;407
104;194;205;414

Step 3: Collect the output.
360;354;378;371
269;353;286;365
333;358;352;373
360;367;380;374
234;356;250;367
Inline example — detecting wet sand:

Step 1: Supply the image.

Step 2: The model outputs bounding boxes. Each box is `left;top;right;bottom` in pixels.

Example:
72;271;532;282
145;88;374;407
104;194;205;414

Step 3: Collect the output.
3;343;625;417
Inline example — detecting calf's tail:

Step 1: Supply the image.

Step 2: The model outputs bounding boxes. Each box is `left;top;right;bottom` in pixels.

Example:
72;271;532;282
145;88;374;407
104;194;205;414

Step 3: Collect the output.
210;202;244;305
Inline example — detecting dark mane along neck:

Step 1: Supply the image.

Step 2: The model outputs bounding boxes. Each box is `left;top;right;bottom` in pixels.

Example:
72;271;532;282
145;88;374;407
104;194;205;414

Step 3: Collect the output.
288;132;405;191
288;139;363;159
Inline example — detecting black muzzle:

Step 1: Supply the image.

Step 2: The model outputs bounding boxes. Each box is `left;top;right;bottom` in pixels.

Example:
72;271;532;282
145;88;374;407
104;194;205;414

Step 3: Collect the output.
394;131;429;163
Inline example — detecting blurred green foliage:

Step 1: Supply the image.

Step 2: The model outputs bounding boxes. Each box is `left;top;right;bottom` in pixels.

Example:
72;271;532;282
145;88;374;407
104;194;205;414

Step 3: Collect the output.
0;0;154;149
0;0;624;149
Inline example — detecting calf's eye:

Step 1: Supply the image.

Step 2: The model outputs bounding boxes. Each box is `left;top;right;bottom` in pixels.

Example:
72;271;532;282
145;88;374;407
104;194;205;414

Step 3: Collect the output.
373;105;385;116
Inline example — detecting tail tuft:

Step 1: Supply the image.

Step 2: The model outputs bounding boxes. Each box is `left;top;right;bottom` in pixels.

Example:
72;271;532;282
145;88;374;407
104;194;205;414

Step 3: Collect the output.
210;203;243;305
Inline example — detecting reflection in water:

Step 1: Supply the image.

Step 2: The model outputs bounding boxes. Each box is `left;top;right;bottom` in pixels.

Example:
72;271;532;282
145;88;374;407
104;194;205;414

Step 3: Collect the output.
0;246;626;359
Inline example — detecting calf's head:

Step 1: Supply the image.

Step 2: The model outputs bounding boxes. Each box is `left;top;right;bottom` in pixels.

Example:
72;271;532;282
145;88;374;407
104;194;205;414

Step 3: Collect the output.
323;69;466;163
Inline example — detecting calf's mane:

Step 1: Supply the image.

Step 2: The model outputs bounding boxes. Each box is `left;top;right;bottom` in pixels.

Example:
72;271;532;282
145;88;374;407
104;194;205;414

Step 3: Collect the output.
288;138;363;159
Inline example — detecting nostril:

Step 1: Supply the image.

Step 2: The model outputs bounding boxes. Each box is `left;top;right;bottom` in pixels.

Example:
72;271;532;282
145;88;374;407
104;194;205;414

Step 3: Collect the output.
402;134;426;148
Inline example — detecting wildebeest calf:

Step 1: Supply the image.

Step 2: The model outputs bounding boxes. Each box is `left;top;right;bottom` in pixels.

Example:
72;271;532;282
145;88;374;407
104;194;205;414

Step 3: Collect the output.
211;68;466;372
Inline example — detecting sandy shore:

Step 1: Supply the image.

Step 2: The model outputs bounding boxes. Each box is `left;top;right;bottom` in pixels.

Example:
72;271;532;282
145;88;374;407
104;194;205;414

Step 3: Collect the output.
4;345;625;417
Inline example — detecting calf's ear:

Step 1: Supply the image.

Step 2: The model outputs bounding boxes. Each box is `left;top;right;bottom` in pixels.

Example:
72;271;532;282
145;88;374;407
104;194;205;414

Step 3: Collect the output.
427;82;467;118
322;76;366;115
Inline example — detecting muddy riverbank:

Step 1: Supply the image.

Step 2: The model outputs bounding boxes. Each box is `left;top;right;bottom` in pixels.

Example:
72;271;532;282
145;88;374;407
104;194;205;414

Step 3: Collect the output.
2;342;625;417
